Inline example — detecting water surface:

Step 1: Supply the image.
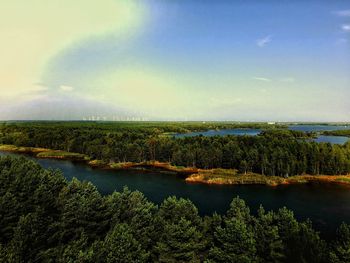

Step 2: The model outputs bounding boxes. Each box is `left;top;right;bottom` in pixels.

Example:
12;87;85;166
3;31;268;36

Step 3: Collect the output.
1;151;350;238
175;128;261;138
175;125;350;144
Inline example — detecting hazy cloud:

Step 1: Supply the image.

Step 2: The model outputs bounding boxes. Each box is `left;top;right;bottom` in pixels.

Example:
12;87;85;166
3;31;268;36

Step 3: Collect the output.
252;77;295;83
253;77;271;82
256;35;272;47
60;85;74;92
280;77;295;83
28;84;48;92
209;97;243;108
341;24;350;32
333;10;350;17
336;38;348;45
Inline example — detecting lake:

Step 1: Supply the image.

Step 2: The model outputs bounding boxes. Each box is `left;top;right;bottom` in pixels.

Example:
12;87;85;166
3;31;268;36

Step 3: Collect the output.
1;150;350;239
174;125;350;144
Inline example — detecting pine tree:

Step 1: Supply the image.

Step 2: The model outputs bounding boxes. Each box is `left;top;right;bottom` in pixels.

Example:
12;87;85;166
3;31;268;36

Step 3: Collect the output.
329;223;350;263
208;217;257;263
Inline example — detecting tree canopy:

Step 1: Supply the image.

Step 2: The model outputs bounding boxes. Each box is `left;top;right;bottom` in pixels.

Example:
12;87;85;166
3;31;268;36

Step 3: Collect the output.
0;155;349;262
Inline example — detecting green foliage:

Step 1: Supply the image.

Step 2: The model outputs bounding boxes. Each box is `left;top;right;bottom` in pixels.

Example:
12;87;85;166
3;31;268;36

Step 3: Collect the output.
253;207;284;263
7;210;52;263
323;130;350;137
289;220;327;263
56;178;110;242
97;224;149;263
226;197;251;222
329;223;350;263
155;218;204;262
158;196;201;225
2;121;349;177
105;187;158;250
0;156;349;262
209;217;257;263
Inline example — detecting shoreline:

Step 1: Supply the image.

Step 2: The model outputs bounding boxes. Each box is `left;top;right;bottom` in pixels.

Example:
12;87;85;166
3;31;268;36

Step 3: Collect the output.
185;172;350;186
1;144;350;186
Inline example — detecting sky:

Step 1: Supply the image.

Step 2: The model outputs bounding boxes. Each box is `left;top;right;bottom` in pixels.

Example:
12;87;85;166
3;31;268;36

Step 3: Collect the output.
0;0;349;121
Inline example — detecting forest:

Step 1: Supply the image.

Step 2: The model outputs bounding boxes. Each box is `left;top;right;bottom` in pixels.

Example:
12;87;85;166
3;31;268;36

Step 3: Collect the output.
0;122;350;177
0;155;349;263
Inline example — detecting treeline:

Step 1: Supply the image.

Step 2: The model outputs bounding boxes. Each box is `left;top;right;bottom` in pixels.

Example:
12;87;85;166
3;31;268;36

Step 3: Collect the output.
0;121;285;135
323;130;350;137
1;156;349;263
1;123;350;177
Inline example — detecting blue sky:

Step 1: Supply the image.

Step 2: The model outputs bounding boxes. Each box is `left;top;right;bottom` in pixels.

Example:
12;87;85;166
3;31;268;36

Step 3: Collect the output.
1;0;349;121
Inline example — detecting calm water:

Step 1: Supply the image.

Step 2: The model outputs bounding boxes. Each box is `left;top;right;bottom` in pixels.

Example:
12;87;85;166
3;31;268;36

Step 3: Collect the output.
175;125;350;144
314;135;349;144
175;128;261;137
288;124;349;132
1;151;350;238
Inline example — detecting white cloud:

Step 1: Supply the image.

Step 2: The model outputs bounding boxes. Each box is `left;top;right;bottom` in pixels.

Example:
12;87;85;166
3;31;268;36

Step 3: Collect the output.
341;24;350;32
333;10;350;17
60;85;74;92
256;35;272;47
253;77;271;82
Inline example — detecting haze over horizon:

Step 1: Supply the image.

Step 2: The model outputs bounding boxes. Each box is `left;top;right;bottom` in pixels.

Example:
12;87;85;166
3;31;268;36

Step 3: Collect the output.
1;0;349;122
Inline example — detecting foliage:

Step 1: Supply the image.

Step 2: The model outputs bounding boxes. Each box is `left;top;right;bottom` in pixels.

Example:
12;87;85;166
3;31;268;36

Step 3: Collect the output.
0;156;348;262
323;130;350;137
1;122;350;177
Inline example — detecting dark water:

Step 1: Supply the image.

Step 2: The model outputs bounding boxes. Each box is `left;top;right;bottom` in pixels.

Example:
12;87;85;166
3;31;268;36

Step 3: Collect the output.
1;151;350;238
175;125;350;144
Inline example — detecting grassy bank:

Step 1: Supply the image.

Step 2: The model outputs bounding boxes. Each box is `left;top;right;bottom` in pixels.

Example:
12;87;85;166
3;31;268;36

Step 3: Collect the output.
1;144;350;186
88;160;198;175
0;144;89;161
0;144;195;174
185;169;350;186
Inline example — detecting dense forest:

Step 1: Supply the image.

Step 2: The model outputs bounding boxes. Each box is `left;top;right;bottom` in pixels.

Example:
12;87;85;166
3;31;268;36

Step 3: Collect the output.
1;156;350;263
1;122;350;177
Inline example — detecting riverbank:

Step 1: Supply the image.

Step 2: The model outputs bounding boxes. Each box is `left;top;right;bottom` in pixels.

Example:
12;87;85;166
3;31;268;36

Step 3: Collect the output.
0;144;89;161
0;144;197;175
1;144;350;186
185;170;350;186
88;159;198;175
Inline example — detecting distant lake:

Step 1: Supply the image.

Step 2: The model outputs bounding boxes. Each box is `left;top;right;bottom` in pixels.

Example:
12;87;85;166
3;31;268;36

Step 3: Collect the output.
174;128;261;137
313;135;349;145
175;125;350;145
1;150;350;239
288;124;349;132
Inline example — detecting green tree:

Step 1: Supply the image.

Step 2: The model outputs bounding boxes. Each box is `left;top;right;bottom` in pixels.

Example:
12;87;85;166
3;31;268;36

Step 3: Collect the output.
253;206;284;263
7;210;51;263
106;187;157;250
208;217;257;263
329;223;350;263
56;178;109;243
155;218;203;263
102;224;149;263
226;197;251;223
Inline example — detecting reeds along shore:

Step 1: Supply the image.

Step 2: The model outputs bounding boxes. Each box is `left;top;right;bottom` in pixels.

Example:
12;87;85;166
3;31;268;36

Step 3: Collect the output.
1;144;350;186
